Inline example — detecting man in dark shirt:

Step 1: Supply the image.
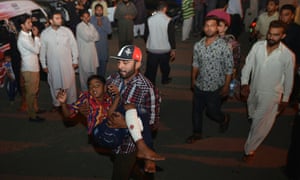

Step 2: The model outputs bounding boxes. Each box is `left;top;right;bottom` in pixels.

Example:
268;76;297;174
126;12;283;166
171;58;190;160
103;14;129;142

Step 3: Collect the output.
280;4;300;180
280;4;300;105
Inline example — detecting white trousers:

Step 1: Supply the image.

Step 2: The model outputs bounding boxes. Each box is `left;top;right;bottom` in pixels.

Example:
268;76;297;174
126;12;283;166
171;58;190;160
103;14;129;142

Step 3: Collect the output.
244;91;281;154
79;65;97;91
182;17;193;41
48;75;77;107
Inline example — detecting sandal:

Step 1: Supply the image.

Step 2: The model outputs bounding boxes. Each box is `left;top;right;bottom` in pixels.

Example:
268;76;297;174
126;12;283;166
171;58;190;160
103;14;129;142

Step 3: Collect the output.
185;134;202;144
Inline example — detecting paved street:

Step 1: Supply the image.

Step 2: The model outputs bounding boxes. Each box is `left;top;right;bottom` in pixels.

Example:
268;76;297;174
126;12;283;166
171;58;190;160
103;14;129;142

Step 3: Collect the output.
0;30;295;180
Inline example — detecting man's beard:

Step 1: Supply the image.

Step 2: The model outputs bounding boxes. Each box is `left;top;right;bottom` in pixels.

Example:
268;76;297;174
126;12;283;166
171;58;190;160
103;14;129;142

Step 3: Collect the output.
205;32;218;38
119;68;135;79
267;39;280;47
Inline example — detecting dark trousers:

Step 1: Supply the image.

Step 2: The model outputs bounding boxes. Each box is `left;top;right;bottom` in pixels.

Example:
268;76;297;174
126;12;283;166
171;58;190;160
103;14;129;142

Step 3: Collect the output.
228;14;243;39
286;113;300;180
192;87;225;134
145;52;170;85
4;77;17;101
112;151;137;180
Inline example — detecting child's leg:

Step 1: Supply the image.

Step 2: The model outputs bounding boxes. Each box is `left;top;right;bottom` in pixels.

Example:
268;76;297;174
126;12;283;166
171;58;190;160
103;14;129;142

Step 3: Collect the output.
125;106;165;161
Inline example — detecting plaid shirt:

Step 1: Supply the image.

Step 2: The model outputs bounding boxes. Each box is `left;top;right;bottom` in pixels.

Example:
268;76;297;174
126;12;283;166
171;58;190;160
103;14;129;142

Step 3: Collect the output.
106;72;161;154
68;92;112;135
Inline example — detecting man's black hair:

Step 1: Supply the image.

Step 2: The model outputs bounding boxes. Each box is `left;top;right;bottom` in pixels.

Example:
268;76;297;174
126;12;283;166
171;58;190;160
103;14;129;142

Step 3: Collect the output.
87;75;106;88
267;0;279;6
49;10;62;19
280;4;296;14
18;14;31;26
204;15;220;24
80;10;90;17
269;20;287;33
157;1;168;11
95;3;103;10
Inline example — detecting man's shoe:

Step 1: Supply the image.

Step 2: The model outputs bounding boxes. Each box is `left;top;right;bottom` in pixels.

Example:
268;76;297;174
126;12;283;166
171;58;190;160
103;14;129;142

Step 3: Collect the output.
242;153;255;163
161;78;172;85
50;106;61;113
185;134;202;144
29;116;45;122
36;109;46;114
220;114;230;133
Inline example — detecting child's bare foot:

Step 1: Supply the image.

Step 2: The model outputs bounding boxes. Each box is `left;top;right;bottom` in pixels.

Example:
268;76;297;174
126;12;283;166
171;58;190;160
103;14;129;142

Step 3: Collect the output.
144;160;156;173
136;139;165;161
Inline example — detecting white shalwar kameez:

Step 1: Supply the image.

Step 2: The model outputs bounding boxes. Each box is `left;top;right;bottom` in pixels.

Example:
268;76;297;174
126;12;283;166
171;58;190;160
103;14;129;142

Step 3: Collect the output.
241;41;295;155
76;21;99;91
40;26;79;107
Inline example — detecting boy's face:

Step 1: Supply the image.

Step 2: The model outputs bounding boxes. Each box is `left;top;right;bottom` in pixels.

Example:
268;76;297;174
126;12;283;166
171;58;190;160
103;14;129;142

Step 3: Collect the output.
217;21;228;34
88;79;105;98
267;1;278;13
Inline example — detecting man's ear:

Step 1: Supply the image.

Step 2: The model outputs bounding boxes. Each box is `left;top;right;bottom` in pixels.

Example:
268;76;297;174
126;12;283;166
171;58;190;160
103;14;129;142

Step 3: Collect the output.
224;26;228;32
135;61;142;70
281;33;286;40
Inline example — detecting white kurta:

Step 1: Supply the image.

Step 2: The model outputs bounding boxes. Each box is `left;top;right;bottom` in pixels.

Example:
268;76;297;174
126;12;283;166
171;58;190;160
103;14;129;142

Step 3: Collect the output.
76;21;99;90
40;26;79;106
241;41;295;154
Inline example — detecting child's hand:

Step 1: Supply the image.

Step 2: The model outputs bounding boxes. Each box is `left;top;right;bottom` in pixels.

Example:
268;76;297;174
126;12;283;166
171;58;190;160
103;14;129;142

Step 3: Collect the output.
107;85;120;96
56;89;67;104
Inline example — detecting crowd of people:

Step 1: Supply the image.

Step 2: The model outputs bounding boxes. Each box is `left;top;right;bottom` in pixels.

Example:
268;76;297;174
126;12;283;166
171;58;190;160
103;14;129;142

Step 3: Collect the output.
1;0;300;179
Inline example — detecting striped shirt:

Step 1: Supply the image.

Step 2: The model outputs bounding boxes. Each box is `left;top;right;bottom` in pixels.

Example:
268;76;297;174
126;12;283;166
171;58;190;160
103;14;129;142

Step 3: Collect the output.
182;0;195;19
69;92;112;135
106;72;161;154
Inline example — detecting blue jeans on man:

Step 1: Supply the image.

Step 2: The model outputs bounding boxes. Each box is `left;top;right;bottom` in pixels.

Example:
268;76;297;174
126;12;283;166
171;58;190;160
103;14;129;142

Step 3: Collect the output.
186;86;230;143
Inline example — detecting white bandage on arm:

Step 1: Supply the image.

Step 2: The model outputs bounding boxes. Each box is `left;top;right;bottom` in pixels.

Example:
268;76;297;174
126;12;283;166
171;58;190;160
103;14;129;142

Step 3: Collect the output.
125;109;144;142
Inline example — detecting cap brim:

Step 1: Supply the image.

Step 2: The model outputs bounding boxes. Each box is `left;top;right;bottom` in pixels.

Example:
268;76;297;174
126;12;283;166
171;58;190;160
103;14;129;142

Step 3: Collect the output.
110;56;134;61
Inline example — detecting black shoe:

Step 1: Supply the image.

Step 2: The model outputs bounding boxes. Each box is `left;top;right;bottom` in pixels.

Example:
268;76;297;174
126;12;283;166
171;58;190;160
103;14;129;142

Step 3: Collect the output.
220;114;230;133
50;106;61;113
29;116;45;122
242;153;255;163
185;133;202;144
161;78;172;85
36;109;46;114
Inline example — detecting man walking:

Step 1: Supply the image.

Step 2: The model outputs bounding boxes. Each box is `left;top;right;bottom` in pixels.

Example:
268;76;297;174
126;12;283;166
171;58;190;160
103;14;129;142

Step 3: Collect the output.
186;15;233;143
144;1;176;85
40;11;79;111
182;0;195;41
241;20;295;162
107;45;162;179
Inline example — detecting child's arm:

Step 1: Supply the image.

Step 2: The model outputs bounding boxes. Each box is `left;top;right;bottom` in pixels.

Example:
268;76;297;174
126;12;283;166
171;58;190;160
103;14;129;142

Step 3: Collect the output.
107;84;120;117
56;89;71;117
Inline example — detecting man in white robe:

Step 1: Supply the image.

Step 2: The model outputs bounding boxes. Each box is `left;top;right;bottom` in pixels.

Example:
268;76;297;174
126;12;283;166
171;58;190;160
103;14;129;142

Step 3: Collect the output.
76;11;99;91
40;11;79;110
241;20;295;162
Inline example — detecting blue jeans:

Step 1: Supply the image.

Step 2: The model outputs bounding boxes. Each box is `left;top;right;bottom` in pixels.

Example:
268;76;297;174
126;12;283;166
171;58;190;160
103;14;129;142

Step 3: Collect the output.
92;106;153;149
192;87;225;134
4;77;17;101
